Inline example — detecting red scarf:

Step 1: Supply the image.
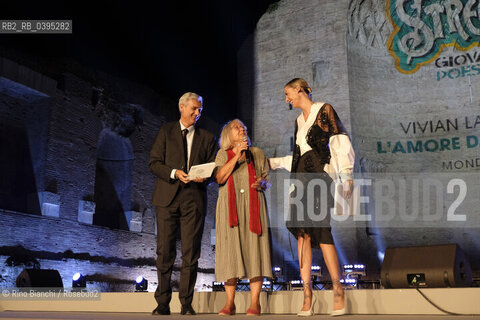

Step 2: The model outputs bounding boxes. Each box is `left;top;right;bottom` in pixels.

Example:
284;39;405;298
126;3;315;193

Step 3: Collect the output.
226;149;261;235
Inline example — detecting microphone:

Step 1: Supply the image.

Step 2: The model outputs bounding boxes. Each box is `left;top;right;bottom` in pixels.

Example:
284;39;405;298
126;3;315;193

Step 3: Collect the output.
242;136;251;164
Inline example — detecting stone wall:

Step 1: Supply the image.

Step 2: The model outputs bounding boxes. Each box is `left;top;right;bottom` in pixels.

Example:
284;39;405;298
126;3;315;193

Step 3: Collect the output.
0;77;50;214
0;56;218;291
0;208;216;291
251;0;352;160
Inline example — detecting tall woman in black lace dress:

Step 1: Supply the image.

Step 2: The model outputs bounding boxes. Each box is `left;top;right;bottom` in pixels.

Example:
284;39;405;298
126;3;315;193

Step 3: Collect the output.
269;78;354;316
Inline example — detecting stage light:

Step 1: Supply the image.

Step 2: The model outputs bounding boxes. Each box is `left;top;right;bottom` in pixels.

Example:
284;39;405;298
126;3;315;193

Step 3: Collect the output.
135;276;148;291
72;273;86;288
342;264;366;278
262;280;272;291
289;280;304;291
237;279;250;291
273;266;282;277
271;267;288;291
340;278;357;287
212;281;225;292
311;265;321;277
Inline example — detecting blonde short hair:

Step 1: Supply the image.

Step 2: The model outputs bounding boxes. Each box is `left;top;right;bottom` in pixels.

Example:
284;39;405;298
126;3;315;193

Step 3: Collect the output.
178;92;203;110
219;119;250;150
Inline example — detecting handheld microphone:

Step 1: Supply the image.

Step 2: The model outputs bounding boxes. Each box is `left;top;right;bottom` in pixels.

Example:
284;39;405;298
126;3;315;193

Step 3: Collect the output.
242;136;251;164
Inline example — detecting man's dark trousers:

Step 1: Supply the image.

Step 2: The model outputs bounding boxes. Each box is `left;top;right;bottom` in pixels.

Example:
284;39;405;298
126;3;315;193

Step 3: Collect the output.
154;185;206;306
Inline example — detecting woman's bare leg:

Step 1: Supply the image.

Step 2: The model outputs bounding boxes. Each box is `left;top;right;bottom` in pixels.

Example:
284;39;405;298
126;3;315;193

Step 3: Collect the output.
298;235;313;311
222;278;237;311
320;243;345;311
249;276;263;310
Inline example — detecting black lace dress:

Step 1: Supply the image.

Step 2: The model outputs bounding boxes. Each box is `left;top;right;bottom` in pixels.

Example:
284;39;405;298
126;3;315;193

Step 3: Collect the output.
286;103;348;247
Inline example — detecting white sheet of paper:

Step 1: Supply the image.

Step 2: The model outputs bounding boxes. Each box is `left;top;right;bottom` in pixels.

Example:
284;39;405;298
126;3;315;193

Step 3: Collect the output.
187;162;216;180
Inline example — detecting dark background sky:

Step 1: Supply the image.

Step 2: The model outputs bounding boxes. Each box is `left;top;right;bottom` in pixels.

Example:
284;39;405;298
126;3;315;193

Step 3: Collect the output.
1;0;278;125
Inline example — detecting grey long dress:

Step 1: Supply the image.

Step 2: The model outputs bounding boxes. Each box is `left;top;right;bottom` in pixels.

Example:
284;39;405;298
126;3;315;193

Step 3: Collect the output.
214;147;272;281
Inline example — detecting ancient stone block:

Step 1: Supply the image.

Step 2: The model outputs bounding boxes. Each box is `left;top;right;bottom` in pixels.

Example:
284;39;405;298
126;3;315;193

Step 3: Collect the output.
127;211;143;233
78;200;95;225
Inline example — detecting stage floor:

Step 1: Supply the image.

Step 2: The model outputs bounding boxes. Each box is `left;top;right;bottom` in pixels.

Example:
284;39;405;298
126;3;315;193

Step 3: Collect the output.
1;288;480;317
0;311;480;320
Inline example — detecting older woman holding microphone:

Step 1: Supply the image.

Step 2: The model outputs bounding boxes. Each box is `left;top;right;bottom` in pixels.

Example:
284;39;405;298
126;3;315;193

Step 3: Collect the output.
214;119;272;316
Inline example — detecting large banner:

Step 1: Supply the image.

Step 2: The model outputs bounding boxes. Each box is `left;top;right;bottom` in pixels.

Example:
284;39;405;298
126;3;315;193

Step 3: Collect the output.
346;0;479;264
348;0;480;172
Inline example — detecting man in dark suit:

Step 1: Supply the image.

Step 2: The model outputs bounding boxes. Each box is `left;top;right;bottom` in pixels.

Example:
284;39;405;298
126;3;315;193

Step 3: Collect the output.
149;92;216;315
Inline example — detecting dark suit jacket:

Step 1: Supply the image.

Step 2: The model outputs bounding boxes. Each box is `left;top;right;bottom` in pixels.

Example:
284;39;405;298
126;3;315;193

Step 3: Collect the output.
149;121;217;207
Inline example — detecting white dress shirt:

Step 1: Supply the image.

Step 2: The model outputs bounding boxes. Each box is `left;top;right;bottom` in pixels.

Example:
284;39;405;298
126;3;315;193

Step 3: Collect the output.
269;103;354;181
269;104;357;216
296;102;322;156
170;121;196;179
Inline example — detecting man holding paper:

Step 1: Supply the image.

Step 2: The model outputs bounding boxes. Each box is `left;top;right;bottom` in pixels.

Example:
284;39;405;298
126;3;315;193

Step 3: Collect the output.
149;92;216;316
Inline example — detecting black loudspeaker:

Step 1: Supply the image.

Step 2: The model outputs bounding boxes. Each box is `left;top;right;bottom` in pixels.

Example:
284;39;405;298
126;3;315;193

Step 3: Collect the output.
381;244;472;288
16;269;63;288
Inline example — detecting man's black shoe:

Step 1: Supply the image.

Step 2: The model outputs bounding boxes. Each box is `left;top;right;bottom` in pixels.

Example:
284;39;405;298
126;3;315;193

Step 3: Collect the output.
181;304;196;315
152;305;170;315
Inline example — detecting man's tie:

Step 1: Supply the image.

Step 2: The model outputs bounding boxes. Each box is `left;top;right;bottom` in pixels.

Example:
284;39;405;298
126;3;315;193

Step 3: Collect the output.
182;128;189;172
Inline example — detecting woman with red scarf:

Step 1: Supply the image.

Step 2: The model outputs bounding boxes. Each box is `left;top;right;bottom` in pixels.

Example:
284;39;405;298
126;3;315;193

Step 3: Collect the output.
214;119;272;316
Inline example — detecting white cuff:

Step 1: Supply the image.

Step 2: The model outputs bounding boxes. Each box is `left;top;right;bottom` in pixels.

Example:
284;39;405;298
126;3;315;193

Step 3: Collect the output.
339;169;353;182
268;156;292;172
329;135;355;173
